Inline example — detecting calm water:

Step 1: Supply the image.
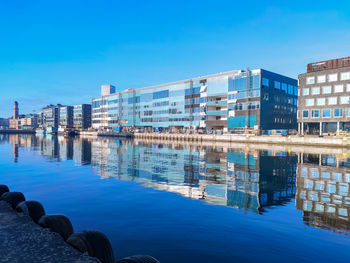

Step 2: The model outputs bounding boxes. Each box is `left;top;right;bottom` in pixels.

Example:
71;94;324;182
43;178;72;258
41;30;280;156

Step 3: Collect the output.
1;134;350;262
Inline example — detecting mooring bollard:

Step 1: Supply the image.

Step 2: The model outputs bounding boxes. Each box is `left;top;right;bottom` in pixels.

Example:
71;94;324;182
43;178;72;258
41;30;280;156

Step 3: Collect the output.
1;185;160;263
117;255;160;263
1;192;25;209
67;230;115;263
38;214;74;241
16;200;46;224
0;184;9;196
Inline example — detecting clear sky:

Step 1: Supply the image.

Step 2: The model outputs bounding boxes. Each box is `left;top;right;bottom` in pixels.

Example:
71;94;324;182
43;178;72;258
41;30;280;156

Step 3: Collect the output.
1;0;350;117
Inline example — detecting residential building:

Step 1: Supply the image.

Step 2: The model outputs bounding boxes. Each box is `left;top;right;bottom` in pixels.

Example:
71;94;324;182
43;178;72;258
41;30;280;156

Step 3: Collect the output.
20;114;38;130
38;104;64;129
298;56;350;135
92;69;297;133
227;69;298;133
73;104;92;129
59;106;73;128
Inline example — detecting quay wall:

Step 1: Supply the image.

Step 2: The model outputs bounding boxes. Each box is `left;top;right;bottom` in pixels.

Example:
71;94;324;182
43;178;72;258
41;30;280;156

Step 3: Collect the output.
0;129;35;134
133;133;350;147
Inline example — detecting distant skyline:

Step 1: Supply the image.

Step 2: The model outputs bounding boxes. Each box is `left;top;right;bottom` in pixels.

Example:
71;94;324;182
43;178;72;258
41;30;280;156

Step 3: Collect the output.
1;0;350;117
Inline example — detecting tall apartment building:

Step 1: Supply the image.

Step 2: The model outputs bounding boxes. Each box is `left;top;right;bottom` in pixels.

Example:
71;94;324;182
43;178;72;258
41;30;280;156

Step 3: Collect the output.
59;106;73;128
38;104;64;129
73;104;92;129
298;56;350;135
92;69;297;133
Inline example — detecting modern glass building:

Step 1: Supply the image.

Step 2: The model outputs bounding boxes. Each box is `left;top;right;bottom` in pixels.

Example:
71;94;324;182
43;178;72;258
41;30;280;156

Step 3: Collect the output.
92;69;298;133
59;106;73;128
73;104;92;129
39;104;64;129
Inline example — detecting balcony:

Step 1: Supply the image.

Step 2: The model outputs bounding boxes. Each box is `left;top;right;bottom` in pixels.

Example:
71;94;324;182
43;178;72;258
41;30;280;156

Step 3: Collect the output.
206;120;227;127
206;110;227;116
206;101;227;106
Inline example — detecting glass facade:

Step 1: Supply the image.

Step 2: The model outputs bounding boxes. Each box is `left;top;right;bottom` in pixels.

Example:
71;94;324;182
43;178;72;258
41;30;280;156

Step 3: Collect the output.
73;104;92;129
92;69;298;132
59;106;73;128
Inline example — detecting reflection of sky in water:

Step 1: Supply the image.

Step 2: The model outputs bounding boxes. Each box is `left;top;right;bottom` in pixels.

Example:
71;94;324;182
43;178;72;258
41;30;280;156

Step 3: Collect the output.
1;134;350;262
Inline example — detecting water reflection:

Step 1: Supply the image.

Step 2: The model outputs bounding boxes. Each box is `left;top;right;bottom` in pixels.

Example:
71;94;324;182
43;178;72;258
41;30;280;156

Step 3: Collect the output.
296;153;350;235
2;133;350;235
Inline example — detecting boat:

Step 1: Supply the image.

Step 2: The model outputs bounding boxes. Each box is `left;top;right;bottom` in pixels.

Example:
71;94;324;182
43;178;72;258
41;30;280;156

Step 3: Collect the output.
35;128;46;135
46;126;58;135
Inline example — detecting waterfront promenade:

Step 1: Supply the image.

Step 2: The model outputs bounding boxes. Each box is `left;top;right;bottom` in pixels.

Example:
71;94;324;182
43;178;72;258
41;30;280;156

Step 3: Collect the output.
0;201;98;263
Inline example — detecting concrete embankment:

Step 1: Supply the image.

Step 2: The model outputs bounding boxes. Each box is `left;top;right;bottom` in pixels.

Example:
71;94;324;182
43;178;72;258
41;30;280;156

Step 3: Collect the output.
0;186;160;263
0;129;35;134
0;201;98;263
134;133;350;147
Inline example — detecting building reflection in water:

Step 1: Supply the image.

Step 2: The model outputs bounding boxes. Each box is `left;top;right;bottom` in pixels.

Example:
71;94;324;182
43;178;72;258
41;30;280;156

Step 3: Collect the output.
4;134;350;235
89;139;297;214
296;153;350;235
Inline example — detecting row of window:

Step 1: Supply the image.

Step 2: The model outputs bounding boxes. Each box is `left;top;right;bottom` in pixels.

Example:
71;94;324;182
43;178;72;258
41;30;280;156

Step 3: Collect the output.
306;72;350;85
305;96;350;106
227;101;260;111
302;84;350;96
261;77;298;95
229;75;260;92
274;117;294;124
227;90;260;100
140;116;203;123
302;108;347;118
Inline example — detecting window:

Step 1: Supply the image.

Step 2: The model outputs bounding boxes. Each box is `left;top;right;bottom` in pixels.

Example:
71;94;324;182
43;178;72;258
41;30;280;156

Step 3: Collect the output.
303;88;309;95
303;110;309;118
322;86;331;94
274;81;281;89
317;98;325;106
347;84;350;92
153;90;169;99
262;78;269;87
311;87;320;95
306;77;315;85
328;97;337;105
312;110;319;118
287;85;293;95
322;109;331;118
328;73;338;82
334;84;344;93
341;72;350;80
294;86;298;96
317;75;326;83
334;109;343;117
262;93;269;101
282;83;287;92
306;99;314;106
346;108;350;117
340;96;350;104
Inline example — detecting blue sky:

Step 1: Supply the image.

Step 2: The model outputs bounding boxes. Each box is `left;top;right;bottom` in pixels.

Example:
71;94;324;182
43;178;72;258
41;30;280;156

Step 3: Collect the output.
1;0;350;117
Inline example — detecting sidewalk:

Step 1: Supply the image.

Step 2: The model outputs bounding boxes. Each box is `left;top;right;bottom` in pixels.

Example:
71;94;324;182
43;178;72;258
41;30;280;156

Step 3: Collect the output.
0;201;99;263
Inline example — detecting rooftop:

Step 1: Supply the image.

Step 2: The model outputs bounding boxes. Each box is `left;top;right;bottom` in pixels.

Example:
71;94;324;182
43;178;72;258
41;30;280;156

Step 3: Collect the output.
307;56;350;73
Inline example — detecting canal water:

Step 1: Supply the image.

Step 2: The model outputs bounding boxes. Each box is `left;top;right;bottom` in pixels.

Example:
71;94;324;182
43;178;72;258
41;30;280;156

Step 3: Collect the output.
0;134;350;262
